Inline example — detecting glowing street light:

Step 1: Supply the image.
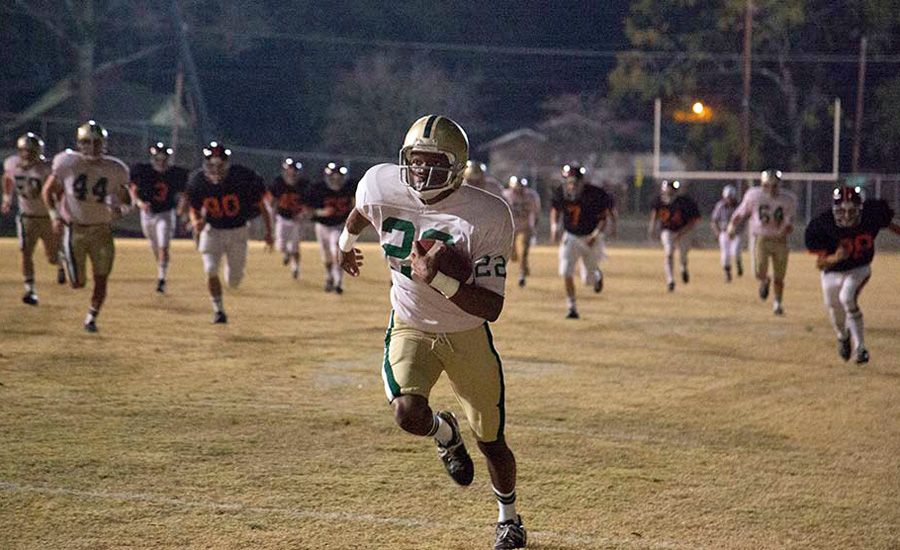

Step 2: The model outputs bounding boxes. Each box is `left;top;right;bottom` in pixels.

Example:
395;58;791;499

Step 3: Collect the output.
692;101;705;115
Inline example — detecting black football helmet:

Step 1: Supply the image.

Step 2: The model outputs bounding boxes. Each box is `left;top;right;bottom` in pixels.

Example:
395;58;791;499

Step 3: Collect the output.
832;185;863;228
202;141;231;183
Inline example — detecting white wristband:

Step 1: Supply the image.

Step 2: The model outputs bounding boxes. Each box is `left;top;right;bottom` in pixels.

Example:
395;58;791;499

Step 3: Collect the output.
48;208;60;222
338;227;359;253
429;271;460;298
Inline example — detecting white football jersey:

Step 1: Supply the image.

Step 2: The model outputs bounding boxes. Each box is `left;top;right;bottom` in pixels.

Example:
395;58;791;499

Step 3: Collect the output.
51;150;129;225
3;154;51;216
357;164;514;333
732;186;798;238
502;187;541;232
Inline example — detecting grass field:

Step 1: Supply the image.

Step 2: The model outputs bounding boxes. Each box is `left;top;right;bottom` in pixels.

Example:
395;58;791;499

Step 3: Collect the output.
1;237;898;549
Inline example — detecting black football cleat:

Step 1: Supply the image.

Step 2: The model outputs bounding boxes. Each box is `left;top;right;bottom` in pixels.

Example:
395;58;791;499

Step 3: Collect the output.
212;311;228;324
593;270;604;293
667;281;675;293
837;338;851;362
291;268;300;280
681;270;690;284
759;279;770;301
736;261;744;277
282;253;290;266
156;279;166;294
724;266;732;283
435;411;474;486
494;515;527;550
84;320;98;333
22;291;39;306
565;308;579;319
855;347;869;365
518;276;526;288
773;302;784;316
334;285;344;295
57;267;67;285
324;279;335;293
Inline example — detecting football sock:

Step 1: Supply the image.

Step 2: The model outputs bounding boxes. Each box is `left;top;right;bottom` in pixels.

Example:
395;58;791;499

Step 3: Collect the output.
211;296;224;313
566;296;576;310
664;255;674;284
24;279;35;293
85;307;99;325
847;308;865;350
828;307;847;339
428;413;454;445
331;264;343;287
493;486;518;523
158;262;168;281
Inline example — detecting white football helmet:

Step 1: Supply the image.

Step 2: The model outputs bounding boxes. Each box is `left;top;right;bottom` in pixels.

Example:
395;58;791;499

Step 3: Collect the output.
722;184;737;200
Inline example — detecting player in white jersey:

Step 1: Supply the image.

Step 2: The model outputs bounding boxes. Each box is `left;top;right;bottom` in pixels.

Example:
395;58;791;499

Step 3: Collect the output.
710;185;743;282
463;160;507;197
339;115;526;550
502;176;541;287
42;121;130;332
2;132;66;305
728;169;798;315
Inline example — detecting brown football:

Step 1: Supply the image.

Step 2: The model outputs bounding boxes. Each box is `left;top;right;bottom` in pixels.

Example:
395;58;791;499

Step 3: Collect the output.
416;239;472;282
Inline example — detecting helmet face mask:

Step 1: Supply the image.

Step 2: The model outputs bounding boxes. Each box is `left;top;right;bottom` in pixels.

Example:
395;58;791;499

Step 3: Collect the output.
76;120;108;159
282;158;303;184
149;142;172;172
561;164;586;200
17;132;45;165
399;115;468;200
202;142;231;183
832;186;863;228
324;162;348;190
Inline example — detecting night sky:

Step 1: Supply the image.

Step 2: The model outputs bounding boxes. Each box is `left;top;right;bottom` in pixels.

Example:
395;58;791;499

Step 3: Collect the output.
1;1;632;151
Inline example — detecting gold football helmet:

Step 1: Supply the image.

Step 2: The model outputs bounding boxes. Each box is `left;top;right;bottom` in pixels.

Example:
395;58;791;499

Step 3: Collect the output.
399;115;468;200
464;160;487;182
760;169;782;191
16;132;45;163
76;120;108;158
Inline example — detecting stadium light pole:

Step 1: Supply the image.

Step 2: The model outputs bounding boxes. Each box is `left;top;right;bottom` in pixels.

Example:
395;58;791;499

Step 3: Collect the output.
851;36;867;173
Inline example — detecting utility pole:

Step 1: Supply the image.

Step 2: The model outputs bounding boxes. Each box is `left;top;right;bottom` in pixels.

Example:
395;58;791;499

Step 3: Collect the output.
171;0;213;143
170;63;184;159
740;0;753;191
851;36;867;173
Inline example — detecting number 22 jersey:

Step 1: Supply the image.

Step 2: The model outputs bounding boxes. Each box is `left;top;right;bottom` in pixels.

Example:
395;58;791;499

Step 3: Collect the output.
356;163;514;333
51;150;129;225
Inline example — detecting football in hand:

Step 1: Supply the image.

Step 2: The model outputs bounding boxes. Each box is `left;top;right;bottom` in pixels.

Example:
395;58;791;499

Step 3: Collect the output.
416;239;472;282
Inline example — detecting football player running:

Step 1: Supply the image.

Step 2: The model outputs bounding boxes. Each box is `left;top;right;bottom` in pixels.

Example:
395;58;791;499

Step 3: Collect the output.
2;132;65;305
308;162;355;293
128;141;189;294
727;169;798;315
338;115;526;549
710;184;743;282
266;158;309;280
551;164;613;319
42;121;131;332
463;160;507;197
648;180;701;292
502;176;541;287
805;185;899;364
186;142;272;324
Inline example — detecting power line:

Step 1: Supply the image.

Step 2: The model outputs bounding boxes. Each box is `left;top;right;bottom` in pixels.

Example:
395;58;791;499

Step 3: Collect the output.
192;29;900;65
